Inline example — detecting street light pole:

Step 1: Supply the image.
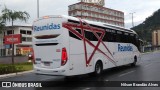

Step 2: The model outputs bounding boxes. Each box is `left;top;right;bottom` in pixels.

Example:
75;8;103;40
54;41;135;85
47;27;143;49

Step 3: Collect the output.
11;20;14;64
141;23;145;52
130;12;135;27
37;0;39;18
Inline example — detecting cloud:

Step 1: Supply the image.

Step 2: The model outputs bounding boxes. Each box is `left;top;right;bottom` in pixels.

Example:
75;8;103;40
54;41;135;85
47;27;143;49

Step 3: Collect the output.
106;0;160;28
0;0;160;28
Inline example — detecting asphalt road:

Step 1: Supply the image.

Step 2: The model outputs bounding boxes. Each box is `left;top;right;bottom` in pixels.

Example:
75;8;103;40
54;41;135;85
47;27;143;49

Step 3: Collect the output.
0;51;160;90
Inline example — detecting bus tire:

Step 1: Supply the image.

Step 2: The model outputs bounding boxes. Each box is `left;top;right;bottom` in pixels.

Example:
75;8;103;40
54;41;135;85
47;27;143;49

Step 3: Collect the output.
64;76;72;81
94;61;103;76
131;56;137;66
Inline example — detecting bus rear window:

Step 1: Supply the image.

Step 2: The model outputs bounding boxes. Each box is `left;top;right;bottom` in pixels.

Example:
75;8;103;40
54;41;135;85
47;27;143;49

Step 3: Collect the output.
35;34;60;39
35;43;58;46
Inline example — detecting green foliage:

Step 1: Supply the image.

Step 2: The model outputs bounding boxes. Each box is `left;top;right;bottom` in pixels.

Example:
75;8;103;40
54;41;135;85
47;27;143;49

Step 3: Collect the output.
0;62;33;75
0;16;5;34
1;6;30;34
0;65;23;74
132;9;160;42
1;6;30;24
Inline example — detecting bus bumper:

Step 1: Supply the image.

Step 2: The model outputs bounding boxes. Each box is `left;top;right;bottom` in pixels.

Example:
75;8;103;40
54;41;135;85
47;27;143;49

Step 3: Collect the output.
34;66;68;76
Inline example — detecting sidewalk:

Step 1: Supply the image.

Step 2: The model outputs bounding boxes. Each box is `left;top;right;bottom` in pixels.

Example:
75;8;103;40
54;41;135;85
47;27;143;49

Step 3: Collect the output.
0;70;33;79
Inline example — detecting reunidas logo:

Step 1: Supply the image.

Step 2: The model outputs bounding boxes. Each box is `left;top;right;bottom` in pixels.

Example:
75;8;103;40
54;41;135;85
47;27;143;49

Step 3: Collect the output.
34;23;61;32
118;44;133;51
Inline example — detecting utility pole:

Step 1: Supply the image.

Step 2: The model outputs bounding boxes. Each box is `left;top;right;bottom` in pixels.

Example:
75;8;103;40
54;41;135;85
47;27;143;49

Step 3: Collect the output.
11;21;14;64
130;12;135;27
37;0;39;18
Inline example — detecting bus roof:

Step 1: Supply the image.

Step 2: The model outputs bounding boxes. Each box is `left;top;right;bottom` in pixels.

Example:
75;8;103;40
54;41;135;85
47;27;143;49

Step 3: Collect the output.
36;15;137;34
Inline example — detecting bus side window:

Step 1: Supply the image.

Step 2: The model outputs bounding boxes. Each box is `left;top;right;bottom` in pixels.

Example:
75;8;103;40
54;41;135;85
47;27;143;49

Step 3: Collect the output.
123;32;129;43
108;29;116;42
116;31;123;42
84;30;98;41
103;31;108;42
130;34;136;45
75;29;82;34
69;31;81;40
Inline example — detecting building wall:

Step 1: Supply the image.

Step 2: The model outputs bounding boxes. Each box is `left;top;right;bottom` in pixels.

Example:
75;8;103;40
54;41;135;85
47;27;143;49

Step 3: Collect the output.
2;26;32;56
152;30;160;46
68;2;124;27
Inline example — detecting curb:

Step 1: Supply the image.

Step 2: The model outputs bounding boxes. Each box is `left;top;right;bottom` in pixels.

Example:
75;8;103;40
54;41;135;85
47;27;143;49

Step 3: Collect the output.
141;52;152;55
0;70;33;79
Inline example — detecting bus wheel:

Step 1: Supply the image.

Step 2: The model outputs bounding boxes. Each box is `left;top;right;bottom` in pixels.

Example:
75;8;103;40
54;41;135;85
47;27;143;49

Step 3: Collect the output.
131;56;137;66
94;61;103;76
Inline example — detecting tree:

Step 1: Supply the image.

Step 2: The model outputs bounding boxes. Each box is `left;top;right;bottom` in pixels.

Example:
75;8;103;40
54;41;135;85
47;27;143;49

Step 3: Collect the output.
132;8;160;42
0;16;5;34
0;16;5;57
1;6;30;64
1;6;30;26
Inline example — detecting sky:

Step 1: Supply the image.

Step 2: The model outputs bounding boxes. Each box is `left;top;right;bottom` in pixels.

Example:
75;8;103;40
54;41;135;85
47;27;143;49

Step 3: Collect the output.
0;0;160;29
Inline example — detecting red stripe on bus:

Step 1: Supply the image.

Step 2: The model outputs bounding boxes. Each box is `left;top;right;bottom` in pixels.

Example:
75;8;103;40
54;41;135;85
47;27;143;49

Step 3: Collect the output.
62;19;117;66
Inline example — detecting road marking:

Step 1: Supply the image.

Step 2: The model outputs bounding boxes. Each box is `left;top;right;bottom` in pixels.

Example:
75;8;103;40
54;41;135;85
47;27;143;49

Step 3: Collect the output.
144;63;152;68
119;70;135;77
105;80;109;81
40;78;52;81
82;88;90;90
40;77;62;81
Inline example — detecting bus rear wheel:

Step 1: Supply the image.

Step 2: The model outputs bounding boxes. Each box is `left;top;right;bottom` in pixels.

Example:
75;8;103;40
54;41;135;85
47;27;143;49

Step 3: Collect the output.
94;61;103;76
131;56;137;66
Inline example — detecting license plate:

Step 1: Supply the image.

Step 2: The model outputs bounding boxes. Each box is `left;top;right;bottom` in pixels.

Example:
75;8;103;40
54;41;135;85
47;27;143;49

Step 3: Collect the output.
44;62;50;66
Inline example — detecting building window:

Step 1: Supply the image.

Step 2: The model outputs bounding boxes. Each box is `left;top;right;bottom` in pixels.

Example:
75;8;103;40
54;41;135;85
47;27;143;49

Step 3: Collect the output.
20;30;26;34
22;37;26;41
7;30;13;35
27;31;32;35
26;37;32;42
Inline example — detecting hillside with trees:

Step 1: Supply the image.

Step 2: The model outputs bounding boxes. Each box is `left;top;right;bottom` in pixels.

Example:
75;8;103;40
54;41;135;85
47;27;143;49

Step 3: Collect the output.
131;9;160;43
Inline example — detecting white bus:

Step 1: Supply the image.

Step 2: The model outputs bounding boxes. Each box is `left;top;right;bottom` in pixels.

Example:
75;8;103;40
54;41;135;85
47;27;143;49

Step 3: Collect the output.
32;15;141;76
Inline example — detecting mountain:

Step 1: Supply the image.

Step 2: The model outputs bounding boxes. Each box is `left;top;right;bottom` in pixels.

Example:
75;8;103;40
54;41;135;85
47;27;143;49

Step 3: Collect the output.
131;9;160;42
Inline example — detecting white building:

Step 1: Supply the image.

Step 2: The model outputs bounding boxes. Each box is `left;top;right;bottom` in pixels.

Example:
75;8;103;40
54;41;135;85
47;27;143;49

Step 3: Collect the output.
1;26;33;56
68;1;124;27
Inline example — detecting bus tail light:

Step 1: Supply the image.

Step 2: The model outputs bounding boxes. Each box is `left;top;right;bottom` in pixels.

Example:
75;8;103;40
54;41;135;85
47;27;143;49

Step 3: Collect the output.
61;47;68;66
